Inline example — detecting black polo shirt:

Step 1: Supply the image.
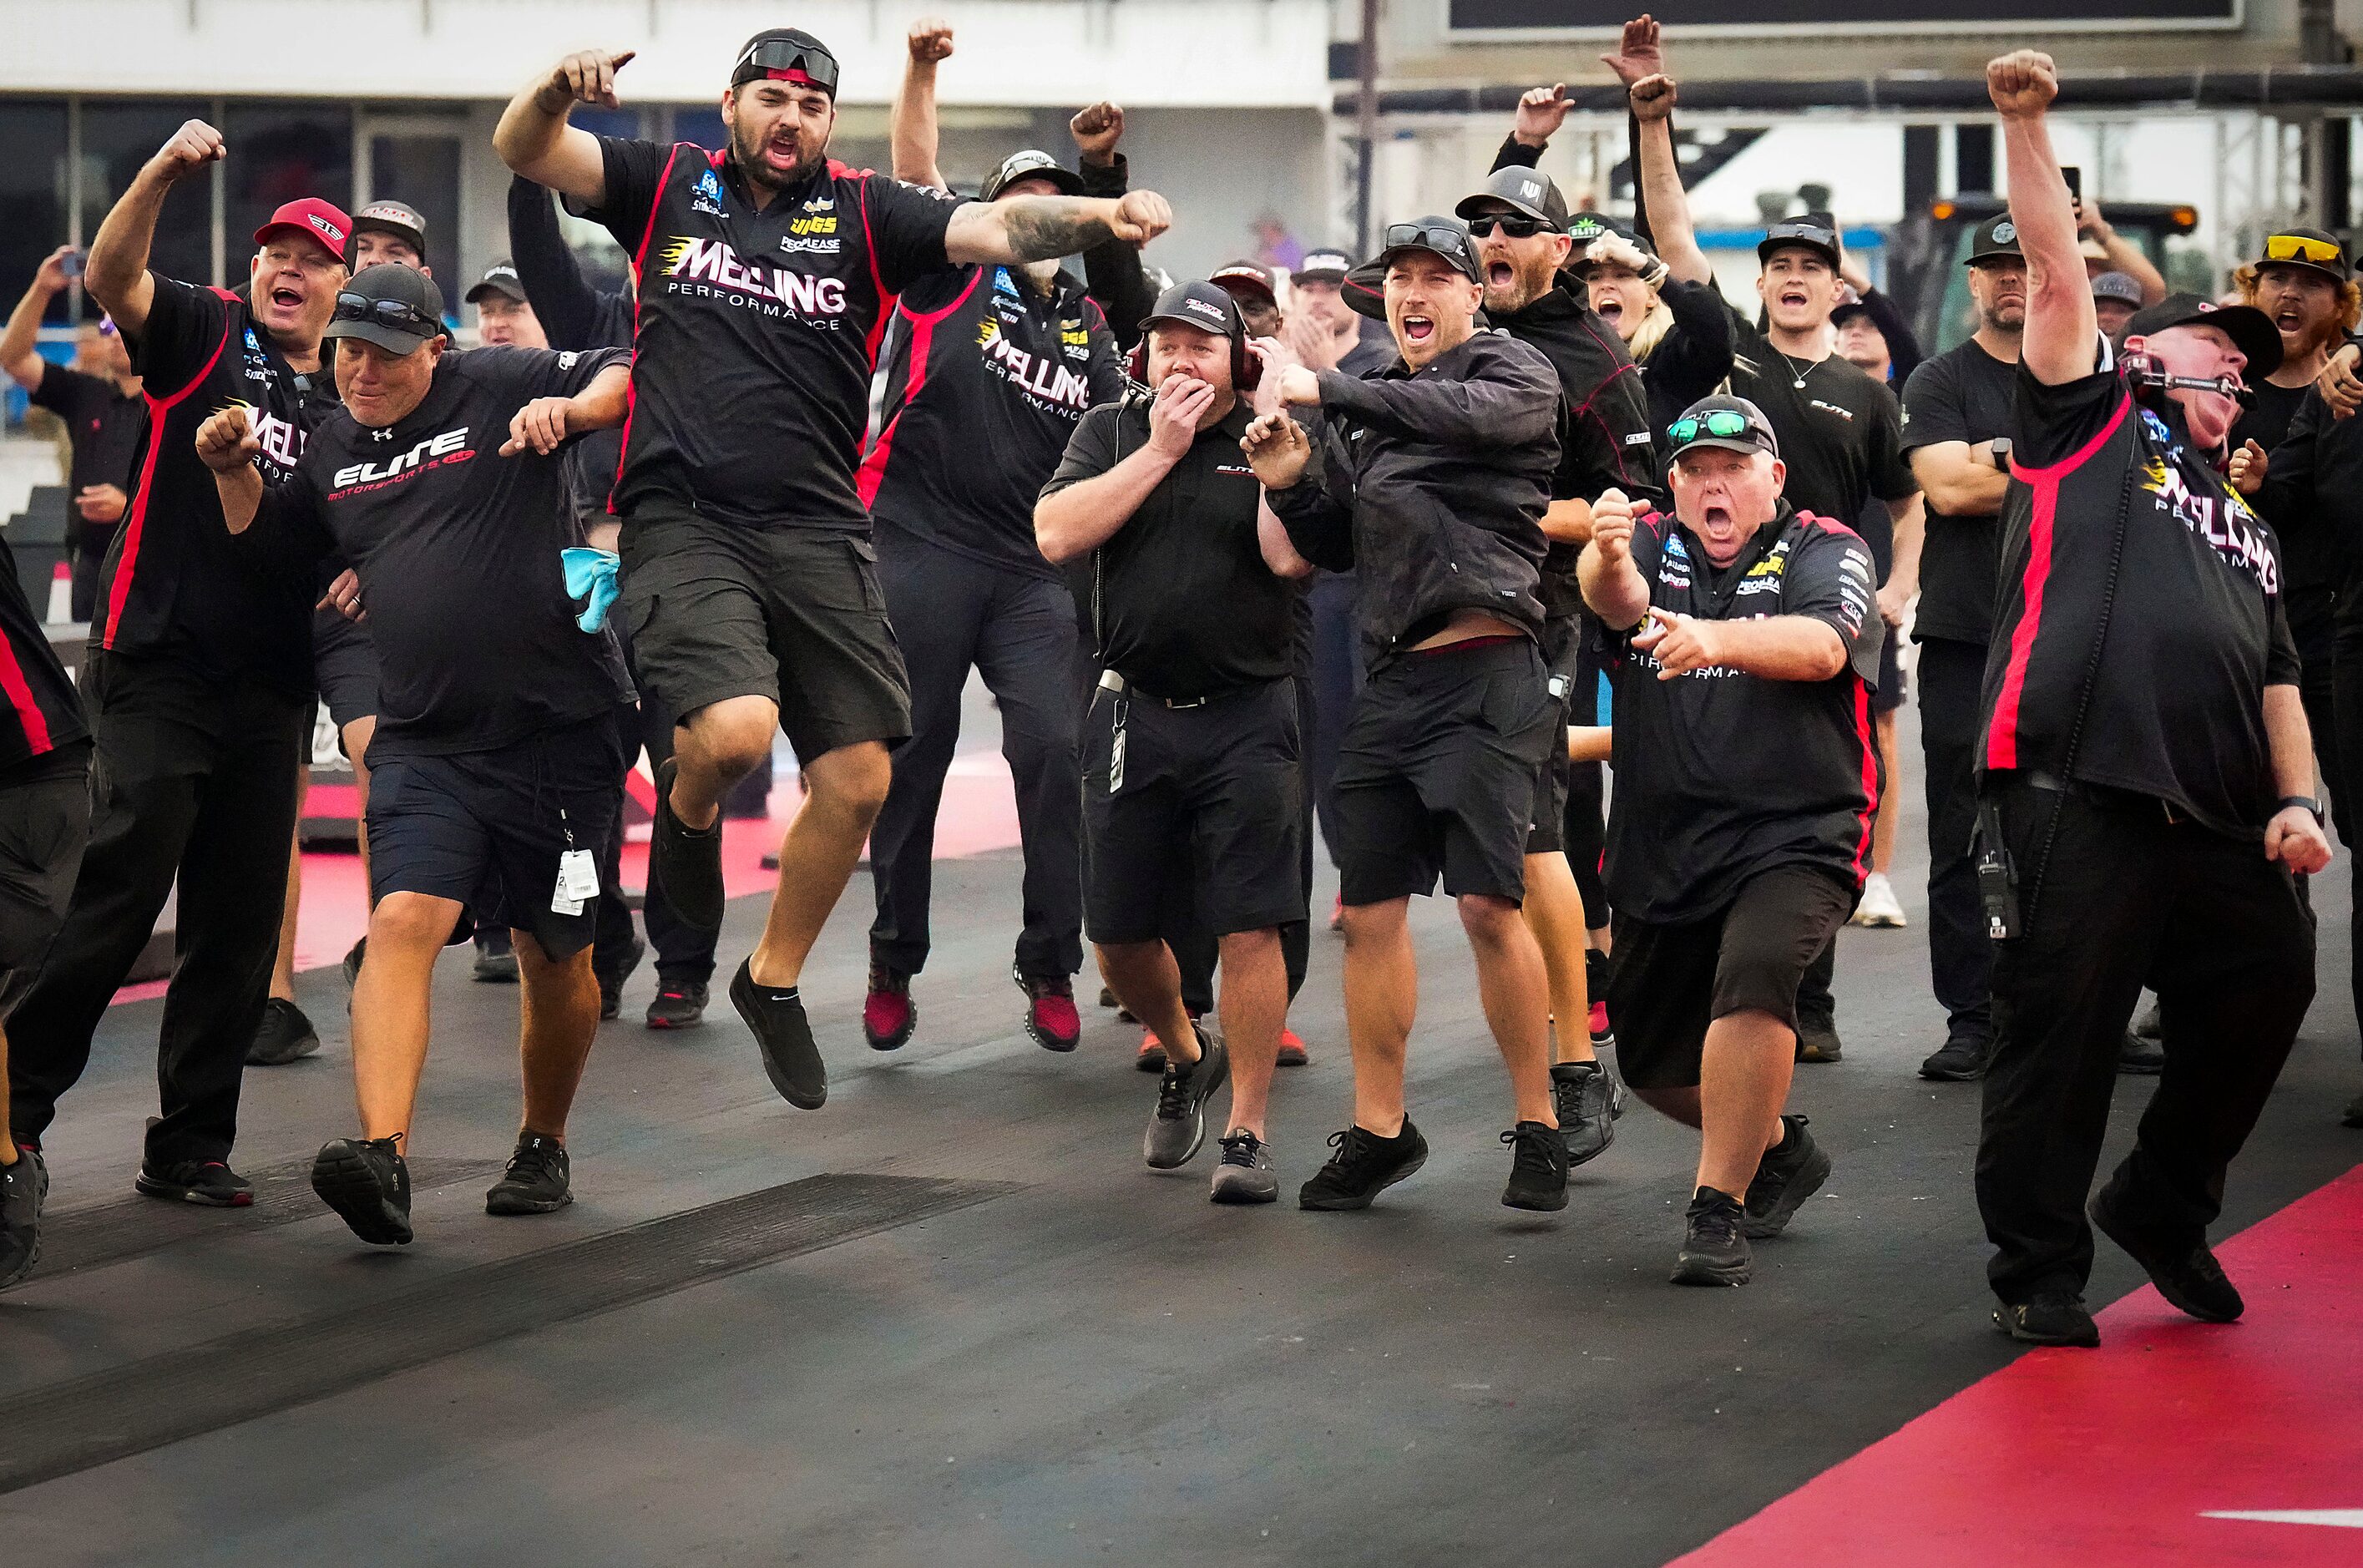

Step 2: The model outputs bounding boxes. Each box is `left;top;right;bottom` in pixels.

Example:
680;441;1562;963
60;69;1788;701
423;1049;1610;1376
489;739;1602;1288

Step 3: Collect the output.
861;260;1125;580
31;362;146;513
1724;304;1916;528
1040;397;1292;695
0;531;87;771
99;277;334;687
1602;503;1884;922
584;139;958;531
239;346;633;759
1982;356;2298;839
1900;336;2018;647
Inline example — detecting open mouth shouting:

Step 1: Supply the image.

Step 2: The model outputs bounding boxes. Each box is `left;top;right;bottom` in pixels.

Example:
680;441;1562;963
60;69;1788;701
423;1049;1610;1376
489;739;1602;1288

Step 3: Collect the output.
1777;283;1812;311
269;284;305;311
1595;297;1624;327
1401;313;1437;345
1487;260;1515;290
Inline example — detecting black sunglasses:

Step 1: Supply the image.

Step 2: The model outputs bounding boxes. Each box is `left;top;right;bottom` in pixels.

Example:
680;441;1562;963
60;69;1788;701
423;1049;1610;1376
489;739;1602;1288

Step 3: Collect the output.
1466;214;1551;240
735;39;840;95
333;292;441;337
1667;409;1757;445
1383;222;1472;258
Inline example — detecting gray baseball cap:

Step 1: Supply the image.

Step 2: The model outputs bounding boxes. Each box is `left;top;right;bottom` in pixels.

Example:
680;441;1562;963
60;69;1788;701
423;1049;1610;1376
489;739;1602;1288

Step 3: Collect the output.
323;263;448;353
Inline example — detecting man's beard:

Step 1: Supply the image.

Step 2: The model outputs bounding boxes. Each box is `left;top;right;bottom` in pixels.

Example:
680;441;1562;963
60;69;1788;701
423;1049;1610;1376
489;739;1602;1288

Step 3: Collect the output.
733;129;823;192
1980;303;2027;335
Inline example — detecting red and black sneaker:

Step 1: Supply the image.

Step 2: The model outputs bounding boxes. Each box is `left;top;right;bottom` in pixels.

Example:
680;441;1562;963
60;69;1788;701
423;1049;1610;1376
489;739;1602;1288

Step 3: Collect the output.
864;964;917;1052
136;1158;254;1208
1277;1028;1310;1068
645;980;709;1030
1136;1029;1169;1073
1016;968;1080;1053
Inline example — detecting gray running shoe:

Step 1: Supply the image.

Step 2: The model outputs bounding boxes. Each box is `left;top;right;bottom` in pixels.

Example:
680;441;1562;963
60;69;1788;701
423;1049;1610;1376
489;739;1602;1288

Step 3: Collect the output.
1209;1128;1278;1204
1144;1027;1228;1169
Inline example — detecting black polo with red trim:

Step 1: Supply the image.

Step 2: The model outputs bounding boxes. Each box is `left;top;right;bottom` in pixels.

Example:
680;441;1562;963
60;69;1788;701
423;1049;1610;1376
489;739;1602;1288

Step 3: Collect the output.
584;139;958;531
98;278;335;686
1601;502;1884;922
1981;357;2299;839
0;532;85;771
859;260;1124;579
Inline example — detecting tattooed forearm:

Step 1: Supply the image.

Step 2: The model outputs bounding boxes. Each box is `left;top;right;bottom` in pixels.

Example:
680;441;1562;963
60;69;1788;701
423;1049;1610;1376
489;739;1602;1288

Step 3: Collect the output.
998;196;1116;262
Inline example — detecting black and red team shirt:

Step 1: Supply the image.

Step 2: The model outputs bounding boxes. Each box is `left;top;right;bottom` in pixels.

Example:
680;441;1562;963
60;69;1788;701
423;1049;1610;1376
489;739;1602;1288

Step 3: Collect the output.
1981;356;2299;840
101;278;336;687
30;362;148;520
860;260;1124;580
584;139;959;531
0;531;86;772
1603;503;1885;923
238;346;633;761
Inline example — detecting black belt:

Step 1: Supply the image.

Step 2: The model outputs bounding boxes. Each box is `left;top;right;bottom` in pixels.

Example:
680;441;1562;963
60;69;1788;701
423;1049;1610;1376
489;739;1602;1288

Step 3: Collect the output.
2010;769;2188;825
1096;670;1268;711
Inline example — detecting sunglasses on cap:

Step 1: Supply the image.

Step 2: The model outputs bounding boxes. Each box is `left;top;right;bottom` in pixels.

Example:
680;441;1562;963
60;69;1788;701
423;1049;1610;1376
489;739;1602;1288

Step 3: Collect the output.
1465;215;1551;240
332;292;441;337
1667;409;1757;444
1383;222;1471;255
734;38;839;95
2264;232;2343;266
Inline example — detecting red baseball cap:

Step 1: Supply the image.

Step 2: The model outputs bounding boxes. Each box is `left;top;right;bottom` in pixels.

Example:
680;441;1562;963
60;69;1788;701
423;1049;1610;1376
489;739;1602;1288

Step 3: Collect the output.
253;198;353;261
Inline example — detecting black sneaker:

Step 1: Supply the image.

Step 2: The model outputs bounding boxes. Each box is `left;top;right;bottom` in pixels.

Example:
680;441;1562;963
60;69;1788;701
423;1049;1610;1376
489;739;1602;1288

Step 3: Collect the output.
1144;1027;1229;1169
1742;1115;1832;1240
1500;1120;1571;1211
0;1148;45;1290
2089;1173;2243;1323
310;1137;412;1245
731;959;827;1109
1672;1186;1750;1286
135;1158;254;1207
596;934;646;1022
1993;1290;2100;1347
1794;1022;1844;1064
247;996;322;1066
1298;1120;1429;1211
650;757;726;933
2118;1030;2164;1075
473;928;519;984
646;979;709;1030
1919;1031;1991;1082
1551;1060;1617;1167
485;1133;574;1216
342;936;367;989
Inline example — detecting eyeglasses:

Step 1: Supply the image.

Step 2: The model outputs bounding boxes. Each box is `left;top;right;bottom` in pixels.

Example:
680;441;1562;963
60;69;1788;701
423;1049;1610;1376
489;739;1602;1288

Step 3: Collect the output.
1466;215;1550;240
734;38;839;95
332;292;441;338
2264;232;2343;266
1667;409;1757;445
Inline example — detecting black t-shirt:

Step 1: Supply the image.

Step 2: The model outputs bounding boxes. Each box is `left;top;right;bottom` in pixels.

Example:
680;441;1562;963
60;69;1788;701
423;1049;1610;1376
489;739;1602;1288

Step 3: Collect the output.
584;139;958;531
30;362;147;523
0;531;88;771
242;346;634;759
1724;304;1915;528
861;260;1124;579
1040;397;1293;695
100;277;335;686
1900;337;2018;646
1602;503;1885;921
1981;357;2299;839
2231;377;2331;595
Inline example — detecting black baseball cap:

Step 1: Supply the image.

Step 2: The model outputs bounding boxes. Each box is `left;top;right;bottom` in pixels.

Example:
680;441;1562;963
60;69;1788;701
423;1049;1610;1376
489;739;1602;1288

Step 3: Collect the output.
465;260;529;306
2123;293;2283;377
1759;215;1841;270
1455;167;1570;233
324;263;447;354
1374;216;1482;283
982;149;1085;202
1667;394;1780;463
1966;214;2024;267
1829;298;1877;329
731;28;838;96
2255;225;2350;282
1295;249;1354;286
1210;260;1278;304
352;200;428;260
1141;280;1243;340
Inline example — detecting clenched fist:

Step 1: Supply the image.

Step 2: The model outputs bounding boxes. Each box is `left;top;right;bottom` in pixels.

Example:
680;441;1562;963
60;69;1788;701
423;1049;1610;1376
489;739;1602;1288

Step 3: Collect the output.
1109;189;1171;246
149;119;226;185
1589;487;1637;565
1986;50;2058;120
1070;102;1125;166
194;405;258;473
907;18;954;63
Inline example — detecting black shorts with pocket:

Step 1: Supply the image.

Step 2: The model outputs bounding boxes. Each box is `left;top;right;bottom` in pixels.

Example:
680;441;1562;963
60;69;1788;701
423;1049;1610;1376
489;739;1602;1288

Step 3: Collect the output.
364;712;625;961
1082;676;1305;944
1607;862;1858;1090
312;605;380;735
0;746;92;1021
620;502;910;765
1332;636;1556;907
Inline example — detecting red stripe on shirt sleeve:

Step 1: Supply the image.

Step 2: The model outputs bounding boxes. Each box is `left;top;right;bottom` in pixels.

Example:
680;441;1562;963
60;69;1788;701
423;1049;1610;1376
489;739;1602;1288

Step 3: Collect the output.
857;269;983;508
102;320;234;649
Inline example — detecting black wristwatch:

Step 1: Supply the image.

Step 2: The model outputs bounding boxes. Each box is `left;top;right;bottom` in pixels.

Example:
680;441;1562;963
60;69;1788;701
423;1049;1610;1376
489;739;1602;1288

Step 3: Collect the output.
2278;795;2325;824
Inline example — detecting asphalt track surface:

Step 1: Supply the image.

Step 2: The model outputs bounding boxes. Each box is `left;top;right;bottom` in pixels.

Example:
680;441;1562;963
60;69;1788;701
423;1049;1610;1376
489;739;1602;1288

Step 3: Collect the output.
3;688;2358;1566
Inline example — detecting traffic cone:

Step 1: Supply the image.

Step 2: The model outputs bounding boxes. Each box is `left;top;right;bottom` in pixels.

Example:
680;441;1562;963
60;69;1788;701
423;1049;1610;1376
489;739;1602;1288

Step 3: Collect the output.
45;560;70;624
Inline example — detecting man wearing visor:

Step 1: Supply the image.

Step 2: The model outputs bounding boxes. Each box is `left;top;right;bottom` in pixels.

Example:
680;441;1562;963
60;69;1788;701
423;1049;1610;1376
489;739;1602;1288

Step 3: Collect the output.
1581;397;1878;1287
8;119;348;1210
197;263;634;1247
1252;217;1570;1216
496;29;1171;1111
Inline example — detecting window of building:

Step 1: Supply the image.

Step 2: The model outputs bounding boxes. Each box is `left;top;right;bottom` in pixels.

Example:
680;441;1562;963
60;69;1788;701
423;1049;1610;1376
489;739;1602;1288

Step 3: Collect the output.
0;103;68;324
223;103;352;272
79;101;215;289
